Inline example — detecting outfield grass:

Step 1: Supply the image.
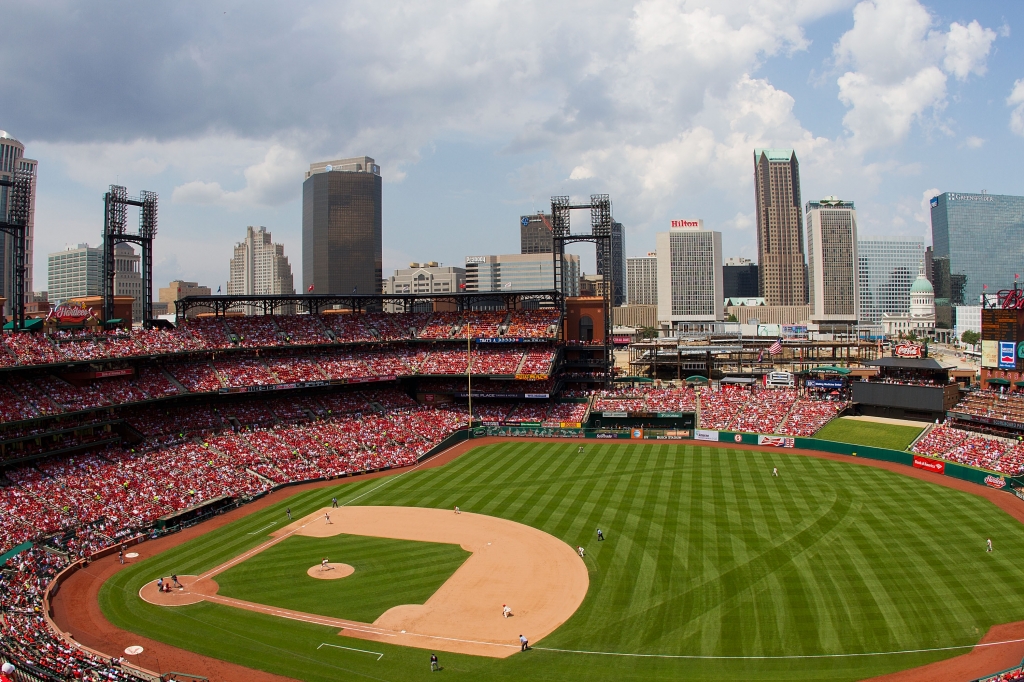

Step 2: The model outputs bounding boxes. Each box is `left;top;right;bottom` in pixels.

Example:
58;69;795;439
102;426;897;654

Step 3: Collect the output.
101;442;1024;681
814;417;924;451
216;534;470;622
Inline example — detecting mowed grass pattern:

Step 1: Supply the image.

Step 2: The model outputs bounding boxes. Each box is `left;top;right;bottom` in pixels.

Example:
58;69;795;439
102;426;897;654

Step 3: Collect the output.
101;442;1024;681
814;417;924;451
215;534;471;622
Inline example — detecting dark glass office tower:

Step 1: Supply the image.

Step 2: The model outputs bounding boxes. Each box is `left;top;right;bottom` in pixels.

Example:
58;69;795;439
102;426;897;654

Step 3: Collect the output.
596;221;626;306
302;157;382;296
930;192;1024;304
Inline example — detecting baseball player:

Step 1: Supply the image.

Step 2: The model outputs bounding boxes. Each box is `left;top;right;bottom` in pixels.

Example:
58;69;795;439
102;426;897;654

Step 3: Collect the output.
772;467;779;477
987;538;993;552
503;604;512;618
430;653;439;671
332;496;338;508
322;557;329;571
597;528;604;541
325;511;332;524
286;507;291;520
578;545;585;558
519;634;529;651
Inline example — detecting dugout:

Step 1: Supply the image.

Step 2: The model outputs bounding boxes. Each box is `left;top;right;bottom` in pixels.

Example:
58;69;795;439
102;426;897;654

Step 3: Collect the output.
155;494;236;530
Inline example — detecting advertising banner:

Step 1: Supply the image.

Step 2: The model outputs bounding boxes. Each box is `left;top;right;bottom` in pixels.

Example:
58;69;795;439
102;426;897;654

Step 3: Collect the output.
806;379;844;389
631;428;644;439
602;411;628;418
982;340;999;368
985;475;1007;489
515;373;549;381
893;343;923;359
999;341;1017;369
695;429;719;442
912;455;945;474
757;435;794;447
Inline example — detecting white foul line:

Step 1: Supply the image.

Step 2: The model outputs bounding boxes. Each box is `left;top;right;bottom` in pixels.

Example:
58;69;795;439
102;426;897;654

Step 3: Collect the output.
246;522;277;535
532;637;1024;659
318;643;384;661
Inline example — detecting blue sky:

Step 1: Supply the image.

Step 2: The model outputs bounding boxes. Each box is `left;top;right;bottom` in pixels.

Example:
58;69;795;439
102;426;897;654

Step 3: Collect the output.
2;0;1022;291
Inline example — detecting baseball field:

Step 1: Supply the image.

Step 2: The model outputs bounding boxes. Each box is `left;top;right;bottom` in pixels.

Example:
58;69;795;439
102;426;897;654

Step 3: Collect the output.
97;440;1024;681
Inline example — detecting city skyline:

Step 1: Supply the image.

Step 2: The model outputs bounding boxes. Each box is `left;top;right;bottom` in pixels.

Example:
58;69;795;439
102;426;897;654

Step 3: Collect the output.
1;1;1022;292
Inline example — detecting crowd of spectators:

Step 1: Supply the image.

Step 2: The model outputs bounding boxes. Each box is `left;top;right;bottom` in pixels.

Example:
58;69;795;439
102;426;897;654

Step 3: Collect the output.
2;547;143;682
953;390;1024;425
0;310;561;370
777;399;848;436
593;387;697;414
910;424;1024;473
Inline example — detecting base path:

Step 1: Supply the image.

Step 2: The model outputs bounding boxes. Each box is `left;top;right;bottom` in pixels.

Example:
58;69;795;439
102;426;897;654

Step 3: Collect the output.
140;506;589;658
51;437;1024;680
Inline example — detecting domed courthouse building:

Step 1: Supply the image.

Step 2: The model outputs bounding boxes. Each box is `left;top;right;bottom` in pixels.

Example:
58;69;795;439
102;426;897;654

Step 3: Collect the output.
881;273;954;343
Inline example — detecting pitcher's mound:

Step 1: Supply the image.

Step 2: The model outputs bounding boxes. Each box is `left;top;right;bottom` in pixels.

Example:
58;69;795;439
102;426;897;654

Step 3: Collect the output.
307;563;354;579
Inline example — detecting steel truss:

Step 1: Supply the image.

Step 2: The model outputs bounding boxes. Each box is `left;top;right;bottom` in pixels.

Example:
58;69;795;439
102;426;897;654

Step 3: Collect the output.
551;193;614;385
103;185;158;324
173;290;560;321
0;168;34;330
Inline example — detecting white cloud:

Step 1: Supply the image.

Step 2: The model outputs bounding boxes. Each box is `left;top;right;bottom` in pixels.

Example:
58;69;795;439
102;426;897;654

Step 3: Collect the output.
918;187;941;227
964;136;985;149
172;144;305;208
833;0;997;150
944;21;997;81
1009;80;1024;137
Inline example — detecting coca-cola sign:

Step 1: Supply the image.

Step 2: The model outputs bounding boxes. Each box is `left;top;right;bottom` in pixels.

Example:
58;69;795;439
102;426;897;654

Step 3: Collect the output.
894;343;923;359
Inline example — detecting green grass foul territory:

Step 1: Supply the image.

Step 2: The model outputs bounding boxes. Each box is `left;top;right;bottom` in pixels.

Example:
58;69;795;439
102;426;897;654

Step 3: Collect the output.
100;441;1024;681
814;417;924;451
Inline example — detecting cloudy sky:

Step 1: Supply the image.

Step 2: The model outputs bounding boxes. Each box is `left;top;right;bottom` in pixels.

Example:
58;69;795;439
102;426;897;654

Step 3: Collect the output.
2;0;1022;292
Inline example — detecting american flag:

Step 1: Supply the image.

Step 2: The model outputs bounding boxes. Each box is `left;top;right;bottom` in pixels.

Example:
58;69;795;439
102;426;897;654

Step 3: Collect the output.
769;338;783;355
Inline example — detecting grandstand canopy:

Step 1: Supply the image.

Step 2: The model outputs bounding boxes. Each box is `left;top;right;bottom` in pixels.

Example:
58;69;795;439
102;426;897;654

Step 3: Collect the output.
802;365;851;375
989;378;1011;385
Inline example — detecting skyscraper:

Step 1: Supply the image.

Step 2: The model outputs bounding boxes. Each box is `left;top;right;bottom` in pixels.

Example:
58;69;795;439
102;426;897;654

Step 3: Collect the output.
722;257;759;299
626;253;657;306
113;243;144;322
805;197;858;324
596;221;626;306
48;244;102;303
0;131;37;316
754;149;806;305
656;220;723;327
228;226;295;299
520;213;554;254
929;192;1024;303
857;238;925;324
464;253;580;295
302;157;382;295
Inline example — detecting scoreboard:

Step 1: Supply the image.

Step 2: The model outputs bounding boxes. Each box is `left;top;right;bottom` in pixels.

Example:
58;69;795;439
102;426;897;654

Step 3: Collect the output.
981;309;1024;370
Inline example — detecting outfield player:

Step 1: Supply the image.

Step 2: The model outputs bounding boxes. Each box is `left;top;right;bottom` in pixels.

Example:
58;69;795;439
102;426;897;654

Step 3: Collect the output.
430;653;439;671
987;538;993;552
772;467;779;477
577;545;585;558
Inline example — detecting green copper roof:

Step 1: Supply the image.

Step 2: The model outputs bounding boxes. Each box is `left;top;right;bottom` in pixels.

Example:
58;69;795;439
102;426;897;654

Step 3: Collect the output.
910;275;934;294
754;149;795;162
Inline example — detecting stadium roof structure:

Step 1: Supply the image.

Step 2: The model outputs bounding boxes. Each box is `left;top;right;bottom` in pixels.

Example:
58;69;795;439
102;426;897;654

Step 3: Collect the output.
864;357;947;370
174;290;560;319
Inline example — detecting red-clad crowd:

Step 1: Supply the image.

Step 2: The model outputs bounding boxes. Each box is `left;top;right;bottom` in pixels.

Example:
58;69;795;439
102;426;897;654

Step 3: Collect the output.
911;424;1024;474
593;387;697;414
0;310;560;370
2;547;144;682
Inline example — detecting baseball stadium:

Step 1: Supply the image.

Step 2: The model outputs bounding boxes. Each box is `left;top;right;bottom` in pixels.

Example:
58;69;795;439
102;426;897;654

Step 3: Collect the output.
4;290;1024;682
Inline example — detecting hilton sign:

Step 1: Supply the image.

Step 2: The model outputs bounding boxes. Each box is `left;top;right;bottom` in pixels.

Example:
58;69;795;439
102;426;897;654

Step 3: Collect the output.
670;219;703;229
